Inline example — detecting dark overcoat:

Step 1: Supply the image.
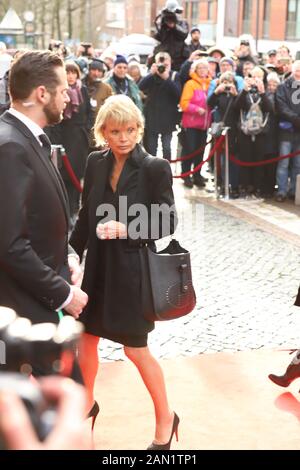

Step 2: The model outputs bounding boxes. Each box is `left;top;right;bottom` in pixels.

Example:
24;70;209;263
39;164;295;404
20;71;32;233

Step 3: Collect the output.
70;144;177;336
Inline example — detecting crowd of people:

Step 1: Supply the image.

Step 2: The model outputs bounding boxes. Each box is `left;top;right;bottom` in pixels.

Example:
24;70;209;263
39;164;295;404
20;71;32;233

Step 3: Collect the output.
44;36;300;202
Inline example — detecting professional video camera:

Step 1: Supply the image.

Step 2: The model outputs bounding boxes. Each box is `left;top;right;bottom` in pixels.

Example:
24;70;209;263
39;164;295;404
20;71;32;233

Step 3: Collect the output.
153;0;189;71
0;307;83;449
161;0;183;24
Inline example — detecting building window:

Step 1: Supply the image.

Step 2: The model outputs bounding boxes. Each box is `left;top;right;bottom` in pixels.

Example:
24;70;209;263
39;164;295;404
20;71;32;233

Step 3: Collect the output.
242;0;252;34
263;0;271;38
286;0;300;39
191;1;199;25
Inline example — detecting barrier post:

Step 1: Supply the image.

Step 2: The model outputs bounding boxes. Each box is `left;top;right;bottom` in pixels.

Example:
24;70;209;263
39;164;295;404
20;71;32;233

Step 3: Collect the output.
213;138;218;199
296;174;300;206
222;127;230;201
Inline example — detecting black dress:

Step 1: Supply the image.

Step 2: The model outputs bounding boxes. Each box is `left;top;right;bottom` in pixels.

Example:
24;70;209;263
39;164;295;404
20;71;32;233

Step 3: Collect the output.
70;145;176;348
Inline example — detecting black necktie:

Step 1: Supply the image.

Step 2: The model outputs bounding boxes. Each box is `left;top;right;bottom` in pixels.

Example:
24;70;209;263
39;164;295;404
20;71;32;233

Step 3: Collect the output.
39;133;52;160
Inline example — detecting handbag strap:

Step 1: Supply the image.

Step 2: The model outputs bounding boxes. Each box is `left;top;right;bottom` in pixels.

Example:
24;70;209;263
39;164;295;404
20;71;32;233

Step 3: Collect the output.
221;96;234;126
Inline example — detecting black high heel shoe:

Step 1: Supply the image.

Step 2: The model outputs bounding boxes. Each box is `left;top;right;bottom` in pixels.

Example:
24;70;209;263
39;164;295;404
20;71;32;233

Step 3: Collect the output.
147;412;180;450
86;401;100;431
269;350;300;390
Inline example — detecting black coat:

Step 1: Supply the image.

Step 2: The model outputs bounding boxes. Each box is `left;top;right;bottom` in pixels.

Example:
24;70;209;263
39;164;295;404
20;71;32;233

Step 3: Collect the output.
275;76;300;133
139;72;182;134
70;144;177;337
46;85;92;180
0;112;72;324
154;20;189;71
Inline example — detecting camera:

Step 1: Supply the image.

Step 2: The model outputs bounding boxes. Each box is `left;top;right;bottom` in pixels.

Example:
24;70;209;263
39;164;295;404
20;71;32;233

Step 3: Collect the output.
225;86;231;92
0;307;83;449
80;42;92;57
157;57;166;74
250;85;258;93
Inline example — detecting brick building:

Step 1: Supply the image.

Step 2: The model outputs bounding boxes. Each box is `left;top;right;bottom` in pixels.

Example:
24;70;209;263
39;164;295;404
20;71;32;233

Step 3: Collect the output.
184;0;300;53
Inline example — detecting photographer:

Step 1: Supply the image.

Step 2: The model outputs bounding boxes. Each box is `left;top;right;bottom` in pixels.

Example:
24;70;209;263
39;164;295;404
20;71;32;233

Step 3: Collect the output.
153;0;189;71
235;67;272;197
0;377;90;450
139;51;181;161
208;71;239;197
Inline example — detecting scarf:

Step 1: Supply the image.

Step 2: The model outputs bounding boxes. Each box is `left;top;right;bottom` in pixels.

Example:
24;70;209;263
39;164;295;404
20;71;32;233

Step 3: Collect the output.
63;80;83;120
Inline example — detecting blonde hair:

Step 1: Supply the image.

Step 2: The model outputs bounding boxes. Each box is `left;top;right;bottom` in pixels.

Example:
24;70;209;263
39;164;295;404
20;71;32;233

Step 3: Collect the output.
94;95;144;147
267;72;280;84
251;66;264;79
219;71;235;83
191;58;209;73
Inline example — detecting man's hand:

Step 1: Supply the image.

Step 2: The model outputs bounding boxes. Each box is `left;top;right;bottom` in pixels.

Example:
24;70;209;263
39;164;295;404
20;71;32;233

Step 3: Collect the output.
150;63;158;75
96;220;127;240
68;255;82;287
189;50;204;62
0;377;91;450
64;286;88;319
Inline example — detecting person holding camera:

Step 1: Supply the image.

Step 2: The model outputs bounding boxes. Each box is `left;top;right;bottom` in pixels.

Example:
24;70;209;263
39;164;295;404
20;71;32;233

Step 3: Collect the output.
179;59;211;188
0;376;91;450
208;71;240;197
139;51;181;161
207;57;244;99
235;66;273;198
153;0;189;72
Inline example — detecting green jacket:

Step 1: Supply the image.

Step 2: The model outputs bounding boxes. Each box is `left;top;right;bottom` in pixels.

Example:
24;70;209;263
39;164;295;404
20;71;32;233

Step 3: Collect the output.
105;74;143;112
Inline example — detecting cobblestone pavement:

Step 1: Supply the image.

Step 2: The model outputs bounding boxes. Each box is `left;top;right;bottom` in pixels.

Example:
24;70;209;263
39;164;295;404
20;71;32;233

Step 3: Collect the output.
99;181;300;362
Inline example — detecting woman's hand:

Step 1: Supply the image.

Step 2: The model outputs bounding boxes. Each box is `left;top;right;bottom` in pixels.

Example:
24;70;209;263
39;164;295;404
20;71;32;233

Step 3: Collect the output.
96;221;127;240
198;107;206;116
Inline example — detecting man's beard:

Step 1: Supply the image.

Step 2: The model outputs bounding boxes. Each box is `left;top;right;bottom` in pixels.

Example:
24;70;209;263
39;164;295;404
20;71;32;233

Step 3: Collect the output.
43;96;63;126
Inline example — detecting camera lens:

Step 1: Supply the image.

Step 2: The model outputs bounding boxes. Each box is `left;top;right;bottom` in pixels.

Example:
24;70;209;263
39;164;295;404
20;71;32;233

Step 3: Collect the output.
157;64;166;74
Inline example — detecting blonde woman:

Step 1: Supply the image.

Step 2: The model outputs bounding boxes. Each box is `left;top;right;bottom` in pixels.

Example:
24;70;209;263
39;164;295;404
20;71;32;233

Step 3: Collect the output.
70;95;179;449
179;59;211;188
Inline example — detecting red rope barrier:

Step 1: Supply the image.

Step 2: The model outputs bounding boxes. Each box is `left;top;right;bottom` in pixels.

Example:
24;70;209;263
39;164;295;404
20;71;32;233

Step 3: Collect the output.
61;153;83;193
173;136;225;178
229;149;300;167
170;138;213;163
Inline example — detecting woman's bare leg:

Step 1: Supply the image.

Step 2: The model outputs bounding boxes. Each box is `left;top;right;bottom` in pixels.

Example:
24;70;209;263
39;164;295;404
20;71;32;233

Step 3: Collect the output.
124;345;174;444
78;332;100;411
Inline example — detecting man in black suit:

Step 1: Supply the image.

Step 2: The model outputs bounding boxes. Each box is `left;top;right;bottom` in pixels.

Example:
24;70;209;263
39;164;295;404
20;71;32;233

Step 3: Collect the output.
0;51;88;334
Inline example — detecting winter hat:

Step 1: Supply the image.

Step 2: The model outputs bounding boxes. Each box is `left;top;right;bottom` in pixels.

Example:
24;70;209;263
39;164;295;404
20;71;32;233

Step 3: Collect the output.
114;55;128;66
89;58;105;71
220;57;235;67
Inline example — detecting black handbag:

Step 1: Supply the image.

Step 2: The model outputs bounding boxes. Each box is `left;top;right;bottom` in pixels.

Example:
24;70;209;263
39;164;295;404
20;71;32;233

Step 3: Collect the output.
140;239;196;321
